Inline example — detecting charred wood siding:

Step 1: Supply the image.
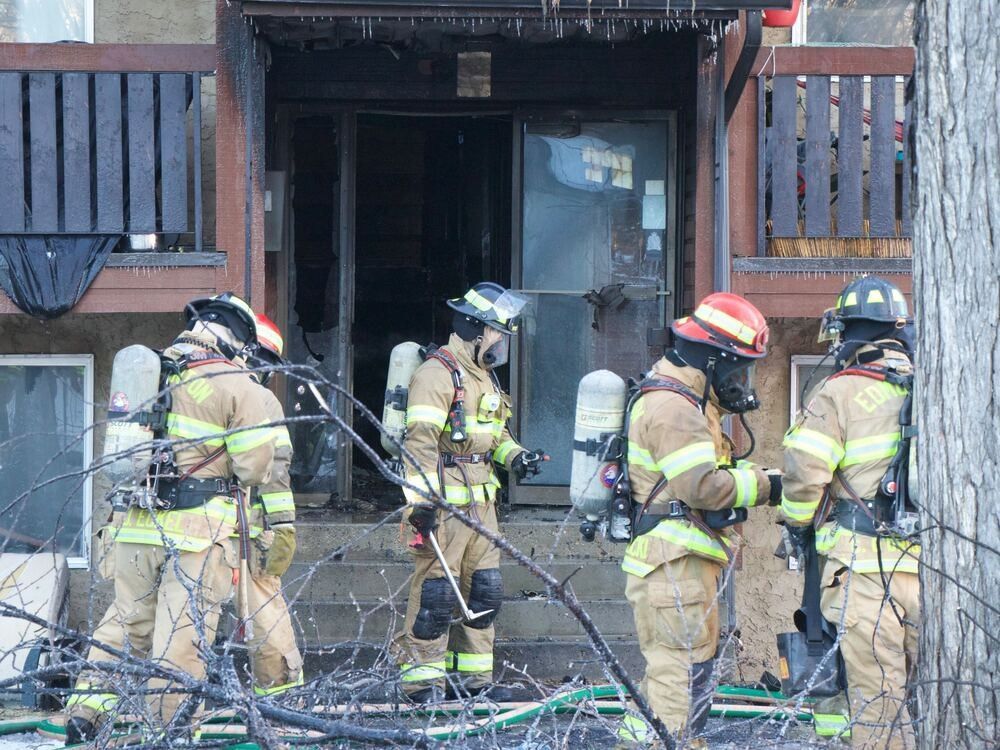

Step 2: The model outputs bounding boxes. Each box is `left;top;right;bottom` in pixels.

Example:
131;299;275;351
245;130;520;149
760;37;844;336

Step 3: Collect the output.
270;40;695;108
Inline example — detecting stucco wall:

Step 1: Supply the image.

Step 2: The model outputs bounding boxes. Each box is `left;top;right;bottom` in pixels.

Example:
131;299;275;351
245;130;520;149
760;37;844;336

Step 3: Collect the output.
95;0;218;248
0;313;184;630
734;317;827;676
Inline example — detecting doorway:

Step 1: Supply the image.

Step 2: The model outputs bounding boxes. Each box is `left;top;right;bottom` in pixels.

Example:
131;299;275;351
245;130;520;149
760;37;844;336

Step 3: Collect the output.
350;113;513;509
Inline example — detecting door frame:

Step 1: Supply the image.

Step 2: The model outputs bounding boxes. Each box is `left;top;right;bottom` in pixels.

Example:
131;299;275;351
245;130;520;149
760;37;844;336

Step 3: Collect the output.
508;108;680;505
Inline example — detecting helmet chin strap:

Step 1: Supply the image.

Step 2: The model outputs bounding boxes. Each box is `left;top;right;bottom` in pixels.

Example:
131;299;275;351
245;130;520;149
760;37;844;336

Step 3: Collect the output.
700;356;716;414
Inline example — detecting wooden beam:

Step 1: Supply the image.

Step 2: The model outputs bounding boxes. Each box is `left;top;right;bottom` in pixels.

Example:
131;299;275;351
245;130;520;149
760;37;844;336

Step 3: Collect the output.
0;44;215;73
751;46;914;78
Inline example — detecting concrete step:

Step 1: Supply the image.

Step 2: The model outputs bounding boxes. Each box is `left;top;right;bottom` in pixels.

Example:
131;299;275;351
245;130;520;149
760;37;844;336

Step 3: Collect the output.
292;636;644;684
286;598;635;641
282;559;627;602
293;510;623;564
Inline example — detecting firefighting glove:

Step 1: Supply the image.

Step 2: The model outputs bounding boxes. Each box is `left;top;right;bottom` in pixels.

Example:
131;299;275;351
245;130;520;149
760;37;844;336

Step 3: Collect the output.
766;471;784;506
511;449;549;480
407;503;439;536
264;523;296;578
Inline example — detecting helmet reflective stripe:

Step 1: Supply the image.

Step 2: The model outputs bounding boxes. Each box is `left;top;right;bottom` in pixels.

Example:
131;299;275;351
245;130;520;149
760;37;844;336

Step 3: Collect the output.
867;289;885;304
465;289;496;314
694;303;758;346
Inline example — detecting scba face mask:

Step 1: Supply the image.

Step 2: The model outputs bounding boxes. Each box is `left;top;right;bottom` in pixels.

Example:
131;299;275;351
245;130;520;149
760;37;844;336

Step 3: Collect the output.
713;360;760;414
480;334;510;369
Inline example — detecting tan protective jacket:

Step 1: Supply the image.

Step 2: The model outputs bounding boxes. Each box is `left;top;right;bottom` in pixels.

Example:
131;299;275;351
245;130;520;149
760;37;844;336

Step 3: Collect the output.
256;386;295;526
402;333;522;506
621;357;771;575
780;344;918;574
116;331;275;551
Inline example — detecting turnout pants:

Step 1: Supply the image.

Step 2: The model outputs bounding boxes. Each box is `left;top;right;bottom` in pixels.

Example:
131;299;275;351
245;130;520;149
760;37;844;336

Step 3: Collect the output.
393;501;502;694
66;541;236;730
620;554;722;745
820;561;919;749
245;559;304;695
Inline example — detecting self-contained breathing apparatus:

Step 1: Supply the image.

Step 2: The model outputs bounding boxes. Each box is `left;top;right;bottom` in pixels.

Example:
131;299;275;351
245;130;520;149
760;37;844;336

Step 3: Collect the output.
380;342;522;475
102;345;239;513
571;370;751;545
827;359;918;539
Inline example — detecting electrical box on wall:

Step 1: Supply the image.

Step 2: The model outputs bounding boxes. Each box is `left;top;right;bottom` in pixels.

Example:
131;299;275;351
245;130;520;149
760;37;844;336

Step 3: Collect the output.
264;171;287;253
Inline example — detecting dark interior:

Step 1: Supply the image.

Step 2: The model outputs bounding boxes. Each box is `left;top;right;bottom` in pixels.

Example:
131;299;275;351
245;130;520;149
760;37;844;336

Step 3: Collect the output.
351;113;512;481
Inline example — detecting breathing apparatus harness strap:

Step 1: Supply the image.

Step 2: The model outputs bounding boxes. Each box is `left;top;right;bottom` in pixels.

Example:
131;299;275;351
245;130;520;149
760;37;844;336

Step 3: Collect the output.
133;348;238;511
624;376;737;560
425;347;469;444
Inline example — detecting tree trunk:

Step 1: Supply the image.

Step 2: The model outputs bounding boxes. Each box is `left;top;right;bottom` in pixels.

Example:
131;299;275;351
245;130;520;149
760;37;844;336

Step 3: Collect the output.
914;2;1000;748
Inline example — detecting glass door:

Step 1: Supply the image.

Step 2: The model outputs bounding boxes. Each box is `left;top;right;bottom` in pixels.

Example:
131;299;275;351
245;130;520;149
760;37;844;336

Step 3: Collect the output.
512;115;677;504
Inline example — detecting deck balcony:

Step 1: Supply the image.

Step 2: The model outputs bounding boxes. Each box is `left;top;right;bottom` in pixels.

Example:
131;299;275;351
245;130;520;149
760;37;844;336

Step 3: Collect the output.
731;45;915;316
0;43;226;315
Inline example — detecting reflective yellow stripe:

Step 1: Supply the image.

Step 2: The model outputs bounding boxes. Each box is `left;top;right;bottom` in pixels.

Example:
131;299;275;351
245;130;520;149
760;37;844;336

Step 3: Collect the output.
657;441;717;480
403;474;497;506
166;413;225;447
695;302;758;345
66;682;118;713
814;712;851;738
784;428;845;472
618;713;649;743
628;442;657;471
400;662;447;683
406;405;448;430
781;493;821;523
841;432;901;467
445;420;504;438
273;425;292;449
493;440;520;465
621;555;657;577
116;498;237;551
226;422;274;454
452;652;493;673
816;526;920;574
260;491;295;515
464;289;494;313
647;519;730;562
728;467;758;508
866;288;885;304
253;673;304;697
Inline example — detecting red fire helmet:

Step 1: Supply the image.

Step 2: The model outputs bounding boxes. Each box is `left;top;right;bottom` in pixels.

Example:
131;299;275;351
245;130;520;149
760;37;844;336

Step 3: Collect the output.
672;292;769;359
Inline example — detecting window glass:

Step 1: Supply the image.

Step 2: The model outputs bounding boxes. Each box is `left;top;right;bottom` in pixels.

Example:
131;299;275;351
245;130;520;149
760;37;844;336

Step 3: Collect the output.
805;0;914;46
0;0;90;43
0;358;92;562
790;356;837;425
520;121;668;487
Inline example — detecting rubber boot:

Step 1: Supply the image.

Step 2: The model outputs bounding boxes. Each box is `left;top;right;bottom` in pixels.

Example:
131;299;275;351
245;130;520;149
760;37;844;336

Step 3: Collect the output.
406;685;446;704
64;717;98;745
687;659;715;739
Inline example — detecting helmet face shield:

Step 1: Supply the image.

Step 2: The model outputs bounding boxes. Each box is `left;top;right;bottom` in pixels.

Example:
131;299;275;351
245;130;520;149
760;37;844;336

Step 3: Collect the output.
491;291;529;333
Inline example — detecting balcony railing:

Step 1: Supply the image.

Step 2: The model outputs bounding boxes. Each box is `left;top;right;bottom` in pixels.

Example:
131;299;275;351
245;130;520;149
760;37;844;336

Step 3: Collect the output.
753;46;915;259
0;53;214;251
0;44;221;315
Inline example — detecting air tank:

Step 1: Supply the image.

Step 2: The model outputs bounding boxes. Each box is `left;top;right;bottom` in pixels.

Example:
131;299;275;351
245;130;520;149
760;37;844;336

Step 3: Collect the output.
570;370;628;520
381;341;424;458
101;345;162;488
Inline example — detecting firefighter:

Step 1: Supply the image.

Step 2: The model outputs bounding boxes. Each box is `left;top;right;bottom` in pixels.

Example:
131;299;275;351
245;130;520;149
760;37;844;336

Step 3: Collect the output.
391;282;544;704
242;313;304;697
65;293;275;743
617;292;782;748
780;276;918;749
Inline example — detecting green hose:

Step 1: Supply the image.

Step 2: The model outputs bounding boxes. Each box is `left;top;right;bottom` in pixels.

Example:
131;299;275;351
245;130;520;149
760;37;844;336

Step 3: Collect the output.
25;683;813;746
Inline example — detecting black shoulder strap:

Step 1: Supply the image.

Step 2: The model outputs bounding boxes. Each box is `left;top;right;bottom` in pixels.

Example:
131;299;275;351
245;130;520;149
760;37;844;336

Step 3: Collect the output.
802;530;825;653
639;376;701;409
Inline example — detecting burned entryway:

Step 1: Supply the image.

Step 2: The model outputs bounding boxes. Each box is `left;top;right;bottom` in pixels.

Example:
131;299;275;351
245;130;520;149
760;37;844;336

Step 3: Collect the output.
260;11;698;507
351;114;512;506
